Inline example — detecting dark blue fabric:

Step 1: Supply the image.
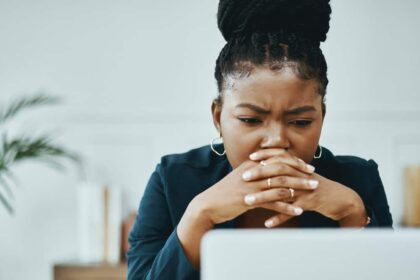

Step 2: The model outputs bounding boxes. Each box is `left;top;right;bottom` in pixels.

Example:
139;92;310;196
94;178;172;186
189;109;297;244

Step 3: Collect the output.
126;145;393;279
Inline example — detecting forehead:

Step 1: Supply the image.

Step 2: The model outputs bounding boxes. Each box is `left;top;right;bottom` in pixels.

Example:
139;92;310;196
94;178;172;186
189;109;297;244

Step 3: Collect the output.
224;67;320;108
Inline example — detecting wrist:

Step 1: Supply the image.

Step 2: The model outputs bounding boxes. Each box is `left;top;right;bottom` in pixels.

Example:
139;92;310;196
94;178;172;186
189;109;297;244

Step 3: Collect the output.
339;196;368;228
184;196;215;230
176;197;214;268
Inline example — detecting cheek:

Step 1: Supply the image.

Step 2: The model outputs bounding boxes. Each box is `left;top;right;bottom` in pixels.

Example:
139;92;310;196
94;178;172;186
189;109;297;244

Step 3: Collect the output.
220;113;260;168
291;121;322;163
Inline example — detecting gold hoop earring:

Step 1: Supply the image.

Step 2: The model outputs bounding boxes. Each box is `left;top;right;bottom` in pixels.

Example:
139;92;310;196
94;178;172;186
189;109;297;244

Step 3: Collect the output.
210;136;226;156
314;145;322;159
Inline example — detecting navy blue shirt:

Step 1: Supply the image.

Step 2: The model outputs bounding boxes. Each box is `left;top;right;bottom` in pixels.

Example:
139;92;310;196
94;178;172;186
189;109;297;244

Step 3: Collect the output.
127;145;393;279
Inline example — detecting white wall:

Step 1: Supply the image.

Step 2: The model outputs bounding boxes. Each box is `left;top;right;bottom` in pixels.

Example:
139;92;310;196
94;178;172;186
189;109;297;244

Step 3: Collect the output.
0;1;419;279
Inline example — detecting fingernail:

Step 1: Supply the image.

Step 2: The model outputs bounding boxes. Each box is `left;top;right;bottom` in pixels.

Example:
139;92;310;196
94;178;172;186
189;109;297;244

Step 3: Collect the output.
242;171;252;180
308;180;319;189
294;207;303;215
306;164;315;172
265;219;274;228
249;153;258;160
244;195;256;205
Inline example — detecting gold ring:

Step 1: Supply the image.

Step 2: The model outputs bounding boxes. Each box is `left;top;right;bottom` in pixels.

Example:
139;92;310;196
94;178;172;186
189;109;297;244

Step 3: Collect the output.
267;178;272;188
289;188;295;199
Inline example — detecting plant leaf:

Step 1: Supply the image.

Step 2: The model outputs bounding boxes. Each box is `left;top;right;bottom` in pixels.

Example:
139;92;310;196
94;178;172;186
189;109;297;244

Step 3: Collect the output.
1;135;79;164
0;190;14;214
0;166;20;187
0;94;60;125
0;173;14;198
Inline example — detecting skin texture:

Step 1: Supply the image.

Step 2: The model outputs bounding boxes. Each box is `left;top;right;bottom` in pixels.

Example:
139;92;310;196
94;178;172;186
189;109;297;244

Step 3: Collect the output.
177;67;368;268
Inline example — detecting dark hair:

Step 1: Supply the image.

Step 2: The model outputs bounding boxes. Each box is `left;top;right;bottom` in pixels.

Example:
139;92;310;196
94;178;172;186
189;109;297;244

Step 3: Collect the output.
214;0;332;117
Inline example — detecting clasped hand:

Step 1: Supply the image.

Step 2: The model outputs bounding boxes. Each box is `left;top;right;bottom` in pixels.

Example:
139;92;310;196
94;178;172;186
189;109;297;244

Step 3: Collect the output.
193;148;366;228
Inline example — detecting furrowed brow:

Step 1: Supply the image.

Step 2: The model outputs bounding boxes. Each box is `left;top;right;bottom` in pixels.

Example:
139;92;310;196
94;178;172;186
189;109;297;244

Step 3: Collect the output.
236;103;270;114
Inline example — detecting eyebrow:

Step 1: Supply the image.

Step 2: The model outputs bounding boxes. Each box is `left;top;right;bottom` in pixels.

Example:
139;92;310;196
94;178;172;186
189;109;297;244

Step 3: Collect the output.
235;103;316;115
284;106;317;115
236;103;270;114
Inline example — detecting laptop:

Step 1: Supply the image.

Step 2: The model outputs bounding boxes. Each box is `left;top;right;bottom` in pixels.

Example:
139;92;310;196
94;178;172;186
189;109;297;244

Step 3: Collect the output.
201;229;420;280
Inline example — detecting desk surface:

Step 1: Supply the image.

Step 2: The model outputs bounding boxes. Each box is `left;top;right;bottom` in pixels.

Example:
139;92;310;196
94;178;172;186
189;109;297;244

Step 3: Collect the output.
54;262;127;280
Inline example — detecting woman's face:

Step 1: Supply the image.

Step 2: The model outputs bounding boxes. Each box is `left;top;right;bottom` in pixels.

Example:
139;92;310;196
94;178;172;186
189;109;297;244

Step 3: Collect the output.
212;66;324;168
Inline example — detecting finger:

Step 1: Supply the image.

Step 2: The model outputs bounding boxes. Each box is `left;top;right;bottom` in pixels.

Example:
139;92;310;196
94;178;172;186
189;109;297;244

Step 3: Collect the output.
249;149;292;161
262;156;315;175
242;162;312;182
244;188;291;206
264;200;306;227
258;175;319;191
258;201;303;217
264;213;294;228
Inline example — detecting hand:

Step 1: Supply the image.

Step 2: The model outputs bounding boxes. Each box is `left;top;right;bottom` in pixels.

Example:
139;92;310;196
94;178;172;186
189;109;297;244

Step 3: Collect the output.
177;149;337;268
245;149;368;227
190;152;315;226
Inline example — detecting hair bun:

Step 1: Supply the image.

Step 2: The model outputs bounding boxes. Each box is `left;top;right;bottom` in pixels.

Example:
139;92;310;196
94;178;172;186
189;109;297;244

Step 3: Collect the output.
217;0;331;43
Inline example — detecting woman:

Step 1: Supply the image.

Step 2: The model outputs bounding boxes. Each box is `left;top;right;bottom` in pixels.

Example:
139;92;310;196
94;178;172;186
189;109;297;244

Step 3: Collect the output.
127;0;393;279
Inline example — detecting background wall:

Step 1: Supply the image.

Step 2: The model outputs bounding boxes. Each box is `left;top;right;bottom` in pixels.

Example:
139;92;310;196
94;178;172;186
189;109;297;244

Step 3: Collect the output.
1;0;419;279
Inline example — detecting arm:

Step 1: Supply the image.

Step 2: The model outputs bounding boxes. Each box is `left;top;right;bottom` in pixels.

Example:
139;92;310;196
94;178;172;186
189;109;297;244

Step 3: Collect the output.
127;154;314;277
363;160;393;228
126;164;199;280
176;197;214;268
339;159;393;228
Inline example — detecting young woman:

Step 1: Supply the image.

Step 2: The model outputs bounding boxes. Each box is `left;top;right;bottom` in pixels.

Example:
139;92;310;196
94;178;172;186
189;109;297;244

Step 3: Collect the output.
127;0;393;279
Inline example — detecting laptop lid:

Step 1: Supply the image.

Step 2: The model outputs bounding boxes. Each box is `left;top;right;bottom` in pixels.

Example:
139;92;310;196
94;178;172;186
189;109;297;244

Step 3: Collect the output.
201;229;420;280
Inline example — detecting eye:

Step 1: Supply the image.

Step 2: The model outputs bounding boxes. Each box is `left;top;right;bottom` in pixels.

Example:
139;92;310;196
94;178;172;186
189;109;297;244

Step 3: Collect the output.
289;120;313;127
238;117;262;125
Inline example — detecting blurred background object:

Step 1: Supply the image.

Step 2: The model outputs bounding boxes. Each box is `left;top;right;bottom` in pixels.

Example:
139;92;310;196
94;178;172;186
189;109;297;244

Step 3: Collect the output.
1;0;420;279
403;166;420;226
0;94;79;214
76;183;121;264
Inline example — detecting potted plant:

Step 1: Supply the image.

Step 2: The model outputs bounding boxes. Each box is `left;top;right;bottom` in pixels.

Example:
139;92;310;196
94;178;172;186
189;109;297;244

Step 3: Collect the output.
0;94;79;214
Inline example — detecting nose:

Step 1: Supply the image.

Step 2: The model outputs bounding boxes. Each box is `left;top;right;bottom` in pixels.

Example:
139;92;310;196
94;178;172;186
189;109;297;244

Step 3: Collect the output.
260;123;290;150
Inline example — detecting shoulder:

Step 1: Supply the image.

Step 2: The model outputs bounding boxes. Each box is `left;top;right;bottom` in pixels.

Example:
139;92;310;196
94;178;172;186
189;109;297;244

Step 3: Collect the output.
315;146;378;173
311;147;378;180
159;144;225;170
154;145;230;221
314;146;382;200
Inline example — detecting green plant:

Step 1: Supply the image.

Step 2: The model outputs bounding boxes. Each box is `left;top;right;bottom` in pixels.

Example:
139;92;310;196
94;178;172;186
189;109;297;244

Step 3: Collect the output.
0;94;79;214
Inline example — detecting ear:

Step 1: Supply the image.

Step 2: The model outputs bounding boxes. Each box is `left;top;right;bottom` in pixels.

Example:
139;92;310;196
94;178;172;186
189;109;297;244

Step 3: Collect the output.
211;100;222;135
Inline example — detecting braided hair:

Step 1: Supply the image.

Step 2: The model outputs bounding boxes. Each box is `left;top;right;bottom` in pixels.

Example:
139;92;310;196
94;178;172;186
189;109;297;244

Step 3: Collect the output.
214;0;332;117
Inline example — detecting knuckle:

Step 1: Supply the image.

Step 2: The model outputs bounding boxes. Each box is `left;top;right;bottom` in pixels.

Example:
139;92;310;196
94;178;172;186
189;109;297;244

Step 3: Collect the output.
297;179;305;189
277;176;288;185
293;158;305;171
275;164;285;173
275;156;286;165
276;201;288;212
301;173;310;179
243;160;256;169
292;157;300;167
239;161;250;170
270;156;281;164
253;167;262;177
275;188;286;198
299;161;306;170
